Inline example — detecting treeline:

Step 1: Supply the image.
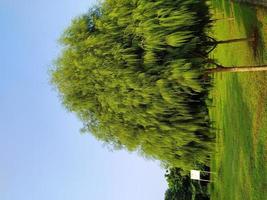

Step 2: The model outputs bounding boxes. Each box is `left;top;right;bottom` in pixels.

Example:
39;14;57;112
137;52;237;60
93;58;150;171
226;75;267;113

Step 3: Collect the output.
165;168;210;200
51;0;214;170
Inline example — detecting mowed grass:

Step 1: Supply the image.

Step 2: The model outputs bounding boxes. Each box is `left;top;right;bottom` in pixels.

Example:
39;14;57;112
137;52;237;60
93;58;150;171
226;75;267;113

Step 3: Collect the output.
209;1;267;199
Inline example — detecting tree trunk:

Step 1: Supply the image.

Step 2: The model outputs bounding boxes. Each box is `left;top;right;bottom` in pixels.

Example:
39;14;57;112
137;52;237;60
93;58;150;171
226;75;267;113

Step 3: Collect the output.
205;36;254;54
214;17;234;22
206;64;267;73
206;35;254;46
216;37;254;44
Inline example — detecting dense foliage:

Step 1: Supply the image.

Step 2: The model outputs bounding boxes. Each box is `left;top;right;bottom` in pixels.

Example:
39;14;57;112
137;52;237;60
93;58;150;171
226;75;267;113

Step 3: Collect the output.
165;168;210;200
51;0;215;170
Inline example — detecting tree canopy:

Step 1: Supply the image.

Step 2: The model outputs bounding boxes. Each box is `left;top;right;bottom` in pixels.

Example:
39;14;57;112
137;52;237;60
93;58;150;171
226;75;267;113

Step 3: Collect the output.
164;168;209;200
51;0;214;170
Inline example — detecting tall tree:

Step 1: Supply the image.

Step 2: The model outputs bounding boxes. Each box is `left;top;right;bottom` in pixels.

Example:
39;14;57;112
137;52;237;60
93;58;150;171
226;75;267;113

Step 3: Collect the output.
52;0;216;170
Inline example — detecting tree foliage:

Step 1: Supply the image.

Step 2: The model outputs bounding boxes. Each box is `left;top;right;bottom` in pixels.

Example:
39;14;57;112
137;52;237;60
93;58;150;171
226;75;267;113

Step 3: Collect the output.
165;168;209;200
51;0;214;170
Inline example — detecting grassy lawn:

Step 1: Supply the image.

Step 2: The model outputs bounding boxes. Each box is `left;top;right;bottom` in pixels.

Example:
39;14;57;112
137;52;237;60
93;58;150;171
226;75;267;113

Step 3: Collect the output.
209;1;267;199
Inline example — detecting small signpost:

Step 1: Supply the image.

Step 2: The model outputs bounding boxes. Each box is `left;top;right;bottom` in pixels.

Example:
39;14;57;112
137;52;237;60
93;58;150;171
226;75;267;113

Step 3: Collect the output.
190;170;201;180
190;170;213;182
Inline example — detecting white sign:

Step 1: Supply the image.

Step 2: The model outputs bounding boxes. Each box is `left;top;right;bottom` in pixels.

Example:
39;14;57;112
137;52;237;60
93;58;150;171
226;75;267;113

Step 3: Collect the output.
190;170;200;180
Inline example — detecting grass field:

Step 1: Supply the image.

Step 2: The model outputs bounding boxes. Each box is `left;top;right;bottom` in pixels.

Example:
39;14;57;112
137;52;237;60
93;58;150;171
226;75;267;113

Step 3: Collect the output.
209;1;267;199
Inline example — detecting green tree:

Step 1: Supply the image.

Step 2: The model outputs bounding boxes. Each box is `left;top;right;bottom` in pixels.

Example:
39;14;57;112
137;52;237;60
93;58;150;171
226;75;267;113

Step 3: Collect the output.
51;0;216;170
164;168;209;200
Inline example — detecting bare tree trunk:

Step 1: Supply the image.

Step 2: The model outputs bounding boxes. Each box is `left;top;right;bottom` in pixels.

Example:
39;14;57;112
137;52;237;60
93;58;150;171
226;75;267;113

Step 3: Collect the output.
214;17;234;22
206;35;254;45
206;65;267;73
205;36;254;54
216;37;254;44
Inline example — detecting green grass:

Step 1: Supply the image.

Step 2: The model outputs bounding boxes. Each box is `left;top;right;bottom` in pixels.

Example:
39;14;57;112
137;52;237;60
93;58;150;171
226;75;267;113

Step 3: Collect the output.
209;1;267;199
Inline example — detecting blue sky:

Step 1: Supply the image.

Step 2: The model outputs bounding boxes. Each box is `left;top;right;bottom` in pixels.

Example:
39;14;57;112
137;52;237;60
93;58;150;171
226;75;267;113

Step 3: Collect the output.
0;1;167;200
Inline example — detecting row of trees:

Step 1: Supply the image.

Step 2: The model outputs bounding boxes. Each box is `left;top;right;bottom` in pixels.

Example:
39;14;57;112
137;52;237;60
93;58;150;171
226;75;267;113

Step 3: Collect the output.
165;167;209;200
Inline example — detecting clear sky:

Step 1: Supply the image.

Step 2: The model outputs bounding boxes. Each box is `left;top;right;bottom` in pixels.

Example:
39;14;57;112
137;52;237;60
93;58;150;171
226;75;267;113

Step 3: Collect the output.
0;1;167;200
